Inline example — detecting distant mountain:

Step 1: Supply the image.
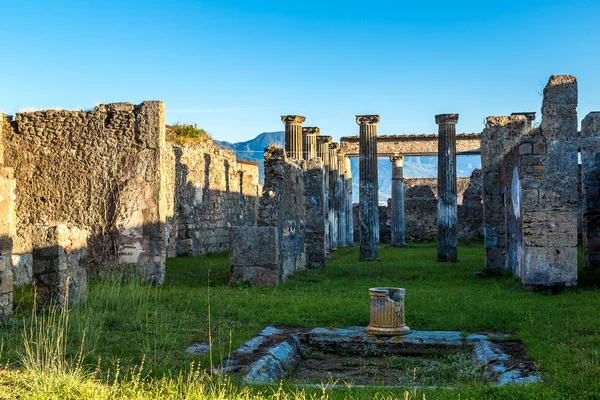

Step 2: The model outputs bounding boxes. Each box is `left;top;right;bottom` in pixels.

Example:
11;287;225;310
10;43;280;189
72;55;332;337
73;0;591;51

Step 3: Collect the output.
215;131;284;181
215;132;480;202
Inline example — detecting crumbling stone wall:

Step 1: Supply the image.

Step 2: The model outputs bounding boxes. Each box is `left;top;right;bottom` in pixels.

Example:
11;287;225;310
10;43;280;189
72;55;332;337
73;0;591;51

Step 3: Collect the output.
32;224;88;310
496;76;579;287
303;158;326;268
582;113;600;269
259;146;306;280
0;117;15;319
166;140;259;257
2;102;169;284
353;172;483;242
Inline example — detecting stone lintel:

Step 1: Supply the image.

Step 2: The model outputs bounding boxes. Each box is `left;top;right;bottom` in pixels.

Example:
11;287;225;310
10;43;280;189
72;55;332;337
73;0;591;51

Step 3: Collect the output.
435;114;459;125
356;115;380;125
281;115;306;125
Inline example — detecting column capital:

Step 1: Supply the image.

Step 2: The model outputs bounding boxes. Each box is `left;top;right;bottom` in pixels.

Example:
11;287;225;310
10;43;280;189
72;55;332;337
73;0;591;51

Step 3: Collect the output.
302;126;320;135
329;142;340;150
511;112;536;122
281;115;306;125
316;135;332;144
356;115;380;125
390;154;404;164
435;114;459;125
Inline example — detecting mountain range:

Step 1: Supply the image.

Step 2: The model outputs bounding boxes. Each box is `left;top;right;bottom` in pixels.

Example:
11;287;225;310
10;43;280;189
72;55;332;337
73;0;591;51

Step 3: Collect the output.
215;132;480;202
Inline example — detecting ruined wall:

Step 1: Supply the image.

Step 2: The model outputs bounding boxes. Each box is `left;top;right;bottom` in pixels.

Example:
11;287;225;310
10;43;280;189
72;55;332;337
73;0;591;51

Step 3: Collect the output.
165;139;259;257
303;158;326;268
354;173;483;242
2;102;169;284
259;146;306;282
0;116;15;319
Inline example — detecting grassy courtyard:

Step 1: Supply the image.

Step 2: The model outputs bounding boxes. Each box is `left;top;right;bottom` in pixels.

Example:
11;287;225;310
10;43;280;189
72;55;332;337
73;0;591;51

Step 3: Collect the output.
0;242;599;399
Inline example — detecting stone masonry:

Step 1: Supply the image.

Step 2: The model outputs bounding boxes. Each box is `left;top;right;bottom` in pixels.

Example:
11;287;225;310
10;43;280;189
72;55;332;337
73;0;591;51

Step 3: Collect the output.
32;224;88;310
303;158;326;268
582;112;600;269
0;115;15;320
3;102;169;284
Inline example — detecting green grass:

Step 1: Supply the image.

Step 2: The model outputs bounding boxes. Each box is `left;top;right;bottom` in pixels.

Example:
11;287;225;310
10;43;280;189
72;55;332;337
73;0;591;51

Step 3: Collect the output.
1;242;600;399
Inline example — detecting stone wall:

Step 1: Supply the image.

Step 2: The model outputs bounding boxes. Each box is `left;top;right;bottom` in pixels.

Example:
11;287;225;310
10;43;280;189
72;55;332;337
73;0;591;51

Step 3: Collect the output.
0;115;15;319
2;102;169;284
166;139;260;257
259;146;306;281
353;172;483;242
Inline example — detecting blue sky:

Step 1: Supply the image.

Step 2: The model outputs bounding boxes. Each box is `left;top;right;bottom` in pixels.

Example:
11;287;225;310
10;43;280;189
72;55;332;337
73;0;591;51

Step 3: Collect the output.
1;0;599;144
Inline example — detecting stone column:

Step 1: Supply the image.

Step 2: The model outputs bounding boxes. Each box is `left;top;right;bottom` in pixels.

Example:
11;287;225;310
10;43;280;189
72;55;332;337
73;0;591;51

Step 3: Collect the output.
390;154;406;247
344;156;354;246
582;112;600;269
328;143;339;251
337;151;347;248
302;127;319;160
436;114;459;262
511;112;536;129
357;115;380;261
317;135;332;252
281;115;306;160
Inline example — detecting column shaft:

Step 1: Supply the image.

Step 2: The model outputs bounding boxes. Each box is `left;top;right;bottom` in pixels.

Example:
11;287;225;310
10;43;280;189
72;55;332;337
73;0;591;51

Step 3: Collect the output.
436;114;459;262
317;136;331;252
344;156;354;246
390;155;406;247
281;115;305;160
329;145;339;251
358;115;380;260
337;153;347;248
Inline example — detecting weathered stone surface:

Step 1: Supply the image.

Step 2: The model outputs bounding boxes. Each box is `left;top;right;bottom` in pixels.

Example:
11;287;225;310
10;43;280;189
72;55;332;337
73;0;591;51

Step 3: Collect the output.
32;224;88;310
302;127;319;161
165;141;259;258
436;114;459;261
328;144;339;251
581;112;600;269
0;161;15;320
3;102;169;284
229;226;279;286
316;136;332;252
357;115;380;261
343;156;354;246
482;115;527;272
282;115;305;160
257;146;306;283
303;158;326;268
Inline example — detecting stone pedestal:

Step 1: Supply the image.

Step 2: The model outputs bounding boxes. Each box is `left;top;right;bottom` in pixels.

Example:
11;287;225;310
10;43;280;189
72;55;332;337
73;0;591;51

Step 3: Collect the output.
357;115;380;261
302;127;319;161
436;114;459;262
390;155;406;247
366;287;410;336
281;115;306;160
582;112;600;269
32;225;88;310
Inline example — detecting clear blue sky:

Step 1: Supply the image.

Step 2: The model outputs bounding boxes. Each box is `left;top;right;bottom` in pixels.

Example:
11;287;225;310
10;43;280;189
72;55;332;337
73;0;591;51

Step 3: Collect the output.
1;0;599;143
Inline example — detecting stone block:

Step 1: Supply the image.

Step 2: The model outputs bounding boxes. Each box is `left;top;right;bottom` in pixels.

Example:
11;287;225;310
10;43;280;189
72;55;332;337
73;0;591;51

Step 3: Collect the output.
230;226;279;286
519;143;532;155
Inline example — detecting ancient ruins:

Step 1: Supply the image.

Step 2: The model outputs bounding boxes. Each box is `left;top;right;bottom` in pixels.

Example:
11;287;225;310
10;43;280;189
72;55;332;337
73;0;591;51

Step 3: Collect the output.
0;74;596;319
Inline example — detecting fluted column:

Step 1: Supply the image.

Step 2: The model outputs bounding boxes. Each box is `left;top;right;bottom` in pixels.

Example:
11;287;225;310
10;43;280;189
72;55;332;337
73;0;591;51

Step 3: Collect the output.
329;143;339;251
317;135;332;252
390;154;406;247
436;114;459;262
281;115;306;160
337;151;347;248
357;115;380;261
344;156;354;246
302;127;319;160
